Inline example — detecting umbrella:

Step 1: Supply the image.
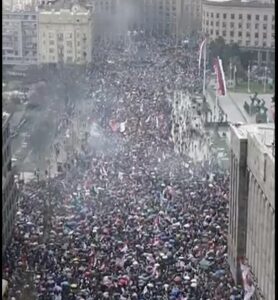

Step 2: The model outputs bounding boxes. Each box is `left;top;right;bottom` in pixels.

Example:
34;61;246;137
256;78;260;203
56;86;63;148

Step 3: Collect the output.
71;283;78;289
199;258;211;270
61;281;69;286
173;276;182;283
213;269;225;277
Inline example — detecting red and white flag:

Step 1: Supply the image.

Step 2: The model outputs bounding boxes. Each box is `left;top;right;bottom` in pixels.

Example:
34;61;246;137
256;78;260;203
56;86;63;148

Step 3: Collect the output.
213;56;227;96
198;39;206;70
240;261;255;300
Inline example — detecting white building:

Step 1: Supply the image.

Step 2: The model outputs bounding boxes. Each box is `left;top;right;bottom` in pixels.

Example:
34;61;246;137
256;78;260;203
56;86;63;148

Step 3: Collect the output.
229;123;275;300
38;5;93;64
3;11;39;65
202;0;275;65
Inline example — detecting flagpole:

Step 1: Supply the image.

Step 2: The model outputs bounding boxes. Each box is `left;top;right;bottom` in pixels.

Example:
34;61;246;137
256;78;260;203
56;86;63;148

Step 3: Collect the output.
247;64;251;93
263;66;267;93
203;40;207;96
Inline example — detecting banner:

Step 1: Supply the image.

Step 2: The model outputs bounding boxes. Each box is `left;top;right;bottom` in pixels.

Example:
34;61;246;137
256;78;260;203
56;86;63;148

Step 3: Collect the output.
198;39;206;70
213;56;227;96
240;261;255;300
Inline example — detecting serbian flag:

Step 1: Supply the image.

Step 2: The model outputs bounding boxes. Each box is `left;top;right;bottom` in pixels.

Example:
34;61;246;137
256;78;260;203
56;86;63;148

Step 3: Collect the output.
213;56;227;96
198;39;206;70
240;260;255;300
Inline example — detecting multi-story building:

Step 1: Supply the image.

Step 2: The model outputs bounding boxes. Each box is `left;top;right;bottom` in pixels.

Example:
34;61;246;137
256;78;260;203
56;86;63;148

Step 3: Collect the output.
85;0;202;43
140;0;201;40
228;123;275;300
2;11;39;65
202;0;275;65
38;5;93;64
2;112;17;255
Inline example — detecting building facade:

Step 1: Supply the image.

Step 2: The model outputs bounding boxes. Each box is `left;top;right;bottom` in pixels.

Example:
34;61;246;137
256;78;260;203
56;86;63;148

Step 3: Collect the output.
2;113;18;255
3;11;39;65
86;0;202;43
202;0;275;65
38;5;93;64
229;123;275;300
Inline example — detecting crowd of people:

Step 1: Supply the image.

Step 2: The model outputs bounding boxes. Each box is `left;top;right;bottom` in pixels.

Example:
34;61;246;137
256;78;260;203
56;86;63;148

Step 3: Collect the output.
3;34;243;300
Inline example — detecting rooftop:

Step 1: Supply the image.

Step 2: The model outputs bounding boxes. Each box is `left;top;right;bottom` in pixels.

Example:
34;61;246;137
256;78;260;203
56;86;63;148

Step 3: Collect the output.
230;122;274;156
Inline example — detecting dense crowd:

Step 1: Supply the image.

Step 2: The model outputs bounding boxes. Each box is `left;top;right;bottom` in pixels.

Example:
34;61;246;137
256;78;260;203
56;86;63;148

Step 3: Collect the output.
3;35;243;300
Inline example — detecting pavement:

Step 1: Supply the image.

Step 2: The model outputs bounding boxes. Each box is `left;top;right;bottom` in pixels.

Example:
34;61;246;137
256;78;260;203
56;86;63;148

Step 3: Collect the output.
206;81;274;124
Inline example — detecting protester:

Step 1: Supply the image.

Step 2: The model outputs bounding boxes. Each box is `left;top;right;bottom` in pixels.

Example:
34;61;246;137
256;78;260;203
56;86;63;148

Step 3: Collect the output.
3;35;243;300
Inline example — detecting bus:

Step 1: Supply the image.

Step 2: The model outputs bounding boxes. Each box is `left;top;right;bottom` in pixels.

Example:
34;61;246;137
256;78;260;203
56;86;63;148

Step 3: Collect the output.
2;279;8;299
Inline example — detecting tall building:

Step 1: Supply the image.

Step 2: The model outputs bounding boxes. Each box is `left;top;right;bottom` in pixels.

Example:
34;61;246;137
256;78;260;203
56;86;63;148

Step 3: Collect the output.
2;112;18;255
2;11;39;65
229;123;275;300
38;5;93;64
86;0;202;43
202;0;275;65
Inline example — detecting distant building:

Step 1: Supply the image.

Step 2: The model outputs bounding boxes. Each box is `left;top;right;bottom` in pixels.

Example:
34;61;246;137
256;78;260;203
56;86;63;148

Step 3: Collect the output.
2;11;39;66
202;0;275;65
38;5;93;64
2;112;17;255
84;0;202;43
229;123;275;300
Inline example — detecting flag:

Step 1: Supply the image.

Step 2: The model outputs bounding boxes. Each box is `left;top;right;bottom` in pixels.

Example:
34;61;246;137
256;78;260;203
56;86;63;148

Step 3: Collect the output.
213;56;227;96
198;39;206;70
240;261;255;300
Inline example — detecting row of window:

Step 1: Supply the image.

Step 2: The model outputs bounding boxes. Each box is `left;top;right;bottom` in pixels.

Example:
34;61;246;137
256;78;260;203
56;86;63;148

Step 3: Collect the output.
205;12;274;22
208;28;272;40
205;21;274;31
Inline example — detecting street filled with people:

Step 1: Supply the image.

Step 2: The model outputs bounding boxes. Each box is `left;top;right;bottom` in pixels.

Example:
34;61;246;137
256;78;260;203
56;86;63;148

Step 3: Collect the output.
3;35;243;300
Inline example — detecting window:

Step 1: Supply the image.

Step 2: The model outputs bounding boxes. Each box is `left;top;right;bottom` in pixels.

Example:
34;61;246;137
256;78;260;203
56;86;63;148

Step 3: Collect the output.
216;13;219;18
263;33;267;39
230;22;234;28
66;41;72;47
210;29;213;35
247;14;251;20
239;14;242;20
223;30;226;36
255;23;259;30
263;42;266;47
238;23;242;29
49;40;54;45
230;31;234;37
263;24;267;30
223;13;226;19
211;12;213;17
216;21;219;27
238;32;242;37
206;12;209;17
222;22;226;28
255;33;259;38
256;15;259;21
210;21;213;26
49;48;54;53
246;32;250;38
246;23;251;29
231;14;235;19
216;30;219;35
264;15;268;21
246;41;250;46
